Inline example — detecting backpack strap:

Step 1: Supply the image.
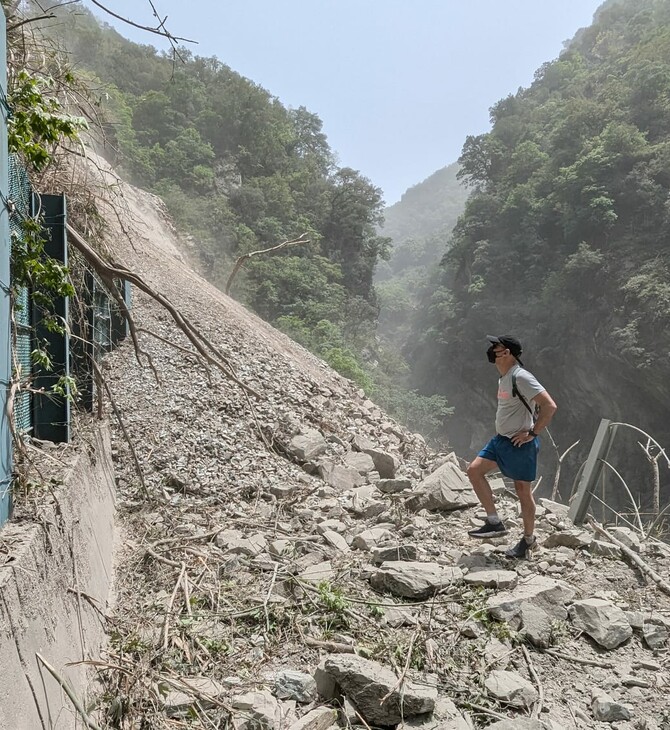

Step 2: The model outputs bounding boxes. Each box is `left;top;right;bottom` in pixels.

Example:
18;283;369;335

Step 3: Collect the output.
512;371;536;418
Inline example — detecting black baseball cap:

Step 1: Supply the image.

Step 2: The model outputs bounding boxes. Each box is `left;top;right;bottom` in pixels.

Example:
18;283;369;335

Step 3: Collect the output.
486;334;523;358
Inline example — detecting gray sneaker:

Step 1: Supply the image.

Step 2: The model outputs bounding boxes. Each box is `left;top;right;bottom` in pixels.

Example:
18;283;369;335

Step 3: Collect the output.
468;520;508;538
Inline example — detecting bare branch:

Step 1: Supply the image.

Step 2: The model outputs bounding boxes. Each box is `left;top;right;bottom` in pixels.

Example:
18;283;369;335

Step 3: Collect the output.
66;224;261;399
588;517;670;597
596;457;645;535
7;13;57;31
225;233;310;295
87;0;197;45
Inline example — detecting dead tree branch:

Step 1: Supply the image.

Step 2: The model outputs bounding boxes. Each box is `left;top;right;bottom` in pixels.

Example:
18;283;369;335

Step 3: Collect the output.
66;224;261;399
638;438;662;516
588;517;670;597
225;233;310;295
86;0;196;46
35;653;102;730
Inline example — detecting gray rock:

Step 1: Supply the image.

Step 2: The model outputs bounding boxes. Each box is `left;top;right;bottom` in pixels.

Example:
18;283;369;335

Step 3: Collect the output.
544;530;592;549
314;660;337;700
376;478;412;494
351;434;374;452
589;540;622;558
317;519;347;534
537;498;570;518
218;531;267;556
300;561;335;583
323;654;437;725
352;528;394;551
372;544;418;564
275;670;317;703
484;670;538;708
370;561;463;599
344;451;376;475
289;429;328;462
322;530;350;553
383;607;417;628
642;618;668;649
591;687;631;722
486;576;576;627
519;604;553;649
269;483;300;499
318;462;363;490
483;637;512;669
288;708;338;730
161;677;228;717
610;526;641;552
267;538;290;556
215;528;243;549
404;695;471;730
462;569;518;589
362;447;400;478
568;599;632;649
232;690;282;730
405;462;478;512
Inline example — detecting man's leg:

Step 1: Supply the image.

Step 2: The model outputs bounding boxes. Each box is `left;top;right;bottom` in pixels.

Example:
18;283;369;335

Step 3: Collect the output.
466;456;508;537
504;480;537;558
513;480;536;536
466;456;498;514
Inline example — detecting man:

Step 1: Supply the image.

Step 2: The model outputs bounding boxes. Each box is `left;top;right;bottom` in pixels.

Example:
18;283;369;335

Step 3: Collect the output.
466;335;557;559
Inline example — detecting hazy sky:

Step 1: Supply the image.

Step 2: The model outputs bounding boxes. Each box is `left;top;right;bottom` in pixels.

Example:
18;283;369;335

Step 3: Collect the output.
84;1;605;204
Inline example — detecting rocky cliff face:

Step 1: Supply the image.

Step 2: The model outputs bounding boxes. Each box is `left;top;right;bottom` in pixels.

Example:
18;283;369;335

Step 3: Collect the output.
92;166;669;729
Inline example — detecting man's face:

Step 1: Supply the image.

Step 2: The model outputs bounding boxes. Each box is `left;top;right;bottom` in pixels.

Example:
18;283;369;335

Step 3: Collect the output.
487;343;510;363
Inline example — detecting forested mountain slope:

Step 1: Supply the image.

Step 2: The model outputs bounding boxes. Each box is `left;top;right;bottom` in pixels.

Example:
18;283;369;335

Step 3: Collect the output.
42;3;388;389
409;0;670;507
375;163;468;351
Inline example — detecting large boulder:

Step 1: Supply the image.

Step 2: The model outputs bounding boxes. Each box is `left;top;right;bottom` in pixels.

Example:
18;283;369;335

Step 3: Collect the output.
486;575;576;627
323;654;437;725
370;562;463;599
362;447;400;478
344;451;376;475
405;462;478;512
288;429;327;462
462;570;518;590
568;599;632;650
318;461;363;490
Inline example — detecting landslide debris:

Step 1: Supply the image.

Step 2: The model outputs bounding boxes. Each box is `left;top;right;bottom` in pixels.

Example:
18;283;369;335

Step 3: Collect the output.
84;172;669;729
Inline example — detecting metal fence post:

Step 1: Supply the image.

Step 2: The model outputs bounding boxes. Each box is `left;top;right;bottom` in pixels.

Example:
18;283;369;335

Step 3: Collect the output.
0;10;13;527
568;418;617;524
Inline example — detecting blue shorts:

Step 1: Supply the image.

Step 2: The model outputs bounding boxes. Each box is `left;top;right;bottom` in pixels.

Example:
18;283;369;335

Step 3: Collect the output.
478;434;539;482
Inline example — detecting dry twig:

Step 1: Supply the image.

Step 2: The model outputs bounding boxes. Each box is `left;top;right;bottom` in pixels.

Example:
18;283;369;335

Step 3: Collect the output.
522;645;544;718
35;653;102;730
588;517;670;596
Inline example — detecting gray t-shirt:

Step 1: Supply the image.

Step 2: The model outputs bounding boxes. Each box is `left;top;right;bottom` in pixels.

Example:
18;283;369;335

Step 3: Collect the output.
495;365;546;437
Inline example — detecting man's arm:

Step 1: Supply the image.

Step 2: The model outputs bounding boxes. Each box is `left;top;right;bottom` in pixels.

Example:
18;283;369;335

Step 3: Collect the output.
531;391;557;434
511;390;557;446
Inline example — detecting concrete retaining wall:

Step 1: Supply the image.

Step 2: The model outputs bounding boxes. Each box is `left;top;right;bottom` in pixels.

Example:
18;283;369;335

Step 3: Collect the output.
0;423;116;729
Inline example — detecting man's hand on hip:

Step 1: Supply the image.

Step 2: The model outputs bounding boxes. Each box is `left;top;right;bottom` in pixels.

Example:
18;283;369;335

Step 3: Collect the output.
511;431;535;447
